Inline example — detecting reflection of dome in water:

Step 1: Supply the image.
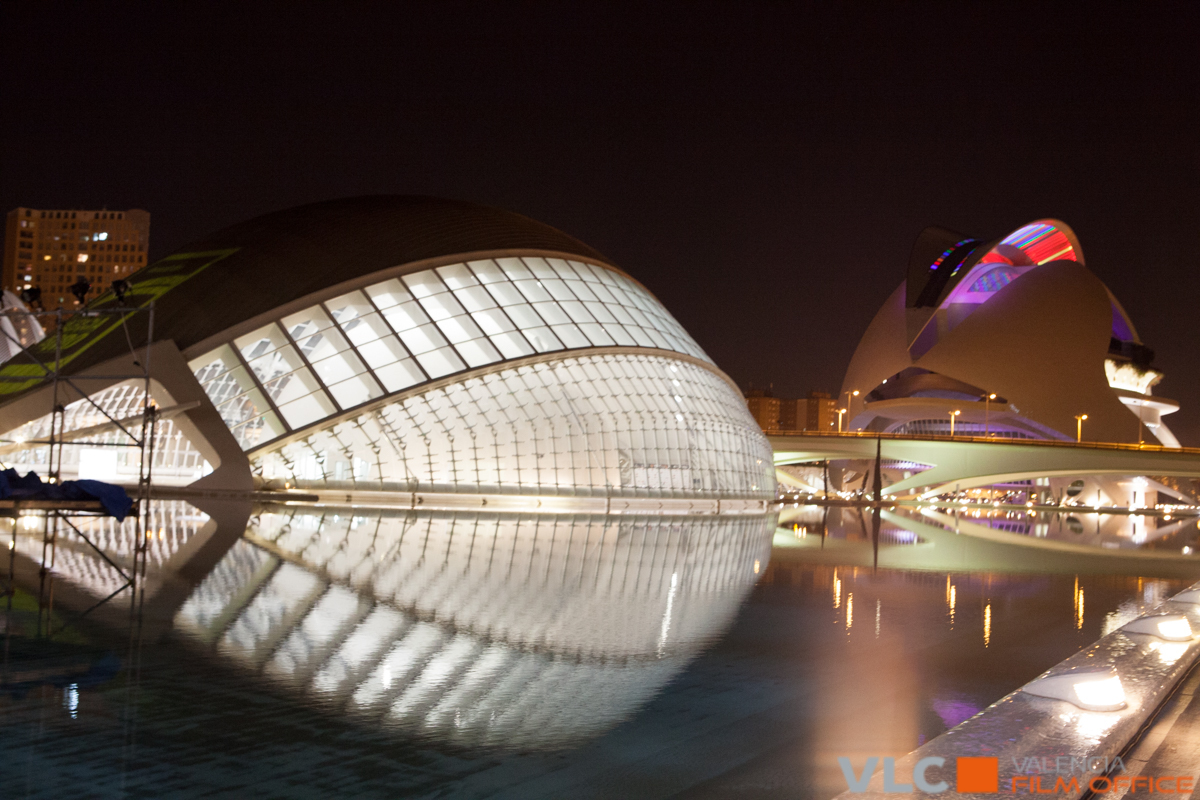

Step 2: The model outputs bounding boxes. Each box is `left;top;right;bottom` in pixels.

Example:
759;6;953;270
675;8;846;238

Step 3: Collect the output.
174;509;775;749
0;196;774;505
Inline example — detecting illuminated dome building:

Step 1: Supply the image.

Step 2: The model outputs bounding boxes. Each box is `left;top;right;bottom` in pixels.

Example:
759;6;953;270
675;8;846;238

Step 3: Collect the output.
0;197;773;505
841;220;1180;446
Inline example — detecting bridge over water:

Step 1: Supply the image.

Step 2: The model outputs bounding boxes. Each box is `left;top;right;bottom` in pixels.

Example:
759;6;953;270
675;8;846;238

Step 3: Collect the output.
768;431;1200;497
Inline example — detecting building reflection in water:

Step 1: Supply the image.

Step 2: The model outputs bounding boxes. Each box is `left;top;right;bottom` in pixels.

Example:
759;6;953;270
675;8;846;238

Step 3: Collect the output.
780;502;1200;552
172;507;776;749
5;500;1197;798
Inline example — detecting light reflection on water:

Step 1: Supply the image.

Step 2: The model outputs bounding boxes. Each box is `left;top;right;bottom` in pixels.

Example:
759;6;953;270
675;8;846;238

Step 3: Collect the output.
780;503;1200;552
0;501;1197;798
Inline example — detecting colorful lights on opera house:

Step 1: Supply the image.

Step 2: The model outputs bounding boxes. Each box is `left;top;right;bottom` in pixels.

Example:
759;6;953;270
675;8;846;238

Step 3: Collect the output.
840;219;1180;447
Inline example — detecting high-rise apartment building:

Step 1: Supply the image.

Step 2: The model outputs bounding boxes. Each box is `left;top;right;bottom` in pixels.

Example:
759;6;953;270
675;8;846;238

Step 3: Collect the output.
803;390;837;431
745;389;781;433
746;389;837;433
2;207;150;308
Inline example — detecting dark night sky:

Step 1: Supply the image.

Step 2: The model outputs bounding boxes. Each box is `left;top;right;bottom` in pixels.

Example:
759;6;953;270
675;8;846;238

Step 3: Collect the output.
3;3;1199;441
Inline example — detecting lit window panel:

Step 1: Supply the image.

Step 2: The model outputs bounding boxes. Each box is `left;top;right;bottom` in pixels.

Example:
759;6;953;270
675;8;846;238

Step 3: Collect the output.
325;290;377;324
531;302;570;326
236;322;290;362
513;280;553;304
577;323;616;347
494;257;533;280
184;258;718;453
489;331;535;359
247;343;307;387
416;346;466;378
435;314;485;344
450;284;497;313
402;271;448;299
483;281;525;307
399;323;449;356
327;371;390;406
455;338;502;368
276;386;336;429
383;297;429;332
467;260;506;284
339;312;392;348
230;412;286;449
550;324;590;349
364;279;414;310
371;359;425;392
467;307;517;337
436;262;479;289
522;326;564;353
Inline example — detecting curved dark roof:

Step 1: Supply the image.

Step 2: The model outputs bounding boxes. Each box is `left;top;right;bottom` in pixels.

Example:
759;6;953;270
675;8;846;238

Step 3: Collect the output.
165;195;608;346
0;196;612;395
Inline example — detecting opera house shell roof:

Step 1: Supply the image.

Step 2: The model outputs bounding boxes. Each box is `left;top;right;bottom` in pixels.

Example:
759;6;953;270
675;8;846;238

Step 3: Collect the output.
841;220;1180;446
0;196;774;507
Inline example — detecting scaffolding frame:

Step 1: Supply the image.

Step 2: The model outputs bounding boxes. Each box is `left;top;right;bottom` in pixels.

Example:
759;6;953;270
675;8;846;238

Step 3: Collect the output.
0;301;157;636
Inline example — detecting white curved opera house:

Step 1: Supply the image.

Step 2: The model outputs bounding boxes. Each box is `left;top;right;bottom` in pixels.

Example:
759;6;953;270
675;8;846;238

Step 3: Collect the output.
840;219;1181;447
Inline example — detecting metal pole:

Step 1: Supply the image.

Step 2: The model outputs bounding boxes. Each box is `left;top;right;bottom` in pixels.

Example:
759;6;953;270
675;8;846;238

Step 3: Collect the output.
39;309;66;636
134;302;156;611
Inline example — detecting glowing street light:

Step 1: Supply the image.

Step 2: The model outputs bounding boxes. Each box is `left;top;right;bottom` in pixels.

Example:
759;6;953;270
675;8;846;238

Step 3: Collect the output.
841;390;860;430
948;409;961;437
837;407;848;433
982;392;997;436
1075;413;1088;442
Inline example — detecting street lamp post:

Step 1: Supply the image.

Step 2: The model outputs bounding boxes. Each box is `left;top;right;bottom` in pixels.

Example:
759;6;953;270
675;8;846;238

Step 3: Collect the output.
837;407;847;433
983;392;997;437
841;389;859;431
1075;413;1088;443
949;409;961;437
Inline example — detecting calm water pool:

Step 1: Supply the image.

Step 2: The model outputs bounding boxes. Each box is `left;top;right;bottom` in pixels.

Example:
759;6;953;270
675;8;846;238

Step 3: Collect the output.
0;502;1194;798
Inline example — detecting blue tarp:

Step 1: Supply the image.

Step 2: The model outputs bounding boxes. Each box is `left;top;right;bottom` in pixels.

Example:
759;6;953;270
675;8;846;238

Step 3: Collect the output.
0;468;134;521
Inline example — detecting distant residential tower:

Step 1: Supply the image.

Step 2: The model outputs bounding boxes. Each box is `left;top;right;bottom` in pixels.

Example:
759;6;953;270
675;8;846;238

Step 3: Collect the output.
2;207;150;308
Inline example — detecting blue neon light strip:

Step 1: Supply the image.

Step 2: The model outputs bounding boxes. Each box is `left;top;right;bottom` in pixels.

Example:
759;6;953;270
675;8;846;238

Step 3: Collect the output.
928;238;976;271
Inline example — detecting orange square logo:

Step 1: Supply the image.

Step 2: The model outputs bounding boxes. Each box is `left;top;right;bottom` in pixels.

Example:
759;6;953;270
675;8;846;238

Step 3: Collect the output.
957;757;999;792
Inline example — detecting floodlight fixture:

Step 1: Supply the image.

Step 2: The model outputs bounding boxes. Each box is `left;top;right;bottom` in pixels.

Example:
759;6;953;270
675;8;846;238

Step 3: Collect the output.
70;278;91;304
19;287;41;308
1022;666;1127;712
1121;613;1194;642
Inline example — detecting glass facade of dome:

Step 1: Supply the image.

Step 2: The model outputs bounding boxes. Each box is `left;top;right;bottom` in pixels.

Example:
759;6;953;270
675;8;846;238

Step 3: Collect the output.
187;256;708;451
0;198;773;502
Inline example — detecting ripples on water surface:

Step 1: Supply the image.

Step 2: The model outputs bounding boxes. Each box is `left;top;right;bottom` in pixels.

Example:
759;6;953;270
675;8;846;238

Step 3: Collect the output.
1;501;1196;798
